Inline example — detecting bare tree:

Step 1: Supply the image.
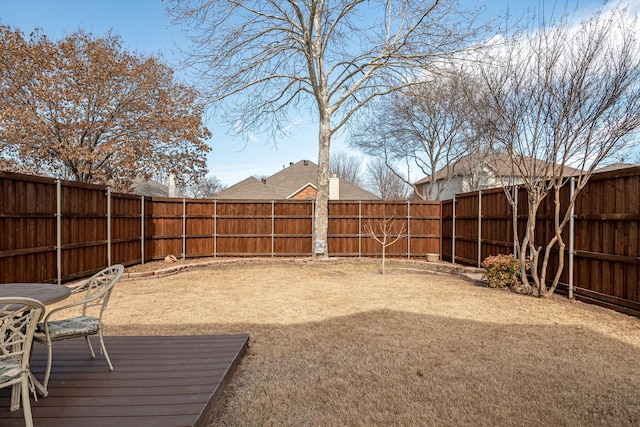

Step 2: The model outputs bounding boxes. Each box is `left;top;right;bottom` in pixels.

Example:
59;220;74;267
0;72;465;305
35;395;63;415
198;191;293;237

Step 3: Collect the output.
364;218;406;274
350;71;482;200
182;175;227;198
479;5;640;297
366;158;411;200
330;151;364;186
167;0;486;256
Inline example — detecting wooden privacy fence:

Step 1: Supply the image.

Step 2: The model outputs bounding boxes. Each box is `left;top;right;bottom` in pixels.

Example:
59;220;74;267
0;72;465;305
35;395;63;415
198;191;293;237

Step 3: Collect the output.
3;168;639;316
0;172;441;284
442;167;640;316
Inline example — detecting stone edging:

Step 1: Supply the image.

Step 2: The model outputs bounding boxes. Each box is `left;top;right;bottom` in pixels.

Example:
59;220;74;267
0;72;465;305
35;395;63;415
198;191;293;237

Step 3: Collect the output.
120;257;486;283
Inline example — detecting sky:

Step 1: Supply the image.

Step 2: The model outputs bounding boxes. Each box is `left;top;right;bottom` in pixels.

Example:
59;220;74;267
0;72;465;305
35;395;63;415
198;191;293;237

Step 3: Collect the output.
0;0;622;186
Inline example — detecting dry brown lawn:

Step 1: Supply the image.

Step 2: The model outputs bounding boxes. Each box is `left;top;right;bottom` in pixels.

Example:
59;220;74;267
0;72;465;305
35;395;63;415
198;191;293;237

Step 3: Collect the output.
66;258;640;426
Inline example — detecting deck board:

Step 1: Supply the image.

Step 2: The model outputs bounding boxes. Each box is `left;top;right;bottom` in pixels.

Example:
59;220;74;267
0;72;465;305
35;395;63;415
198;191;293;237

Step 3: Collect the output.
0;334;249;427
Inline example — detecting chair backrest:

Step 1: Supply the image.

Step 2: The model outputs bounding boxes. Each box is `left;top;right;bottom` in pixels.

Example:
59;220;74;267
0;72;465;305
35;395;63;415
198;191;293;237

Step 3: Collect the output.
78;265;124;318
0;298;45;369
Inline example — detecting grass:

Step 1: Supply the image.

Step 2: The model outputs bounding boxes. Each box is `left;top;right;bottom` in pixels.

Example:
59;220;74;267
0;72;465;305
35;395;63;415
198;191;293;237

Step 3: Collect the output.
71;258;640;426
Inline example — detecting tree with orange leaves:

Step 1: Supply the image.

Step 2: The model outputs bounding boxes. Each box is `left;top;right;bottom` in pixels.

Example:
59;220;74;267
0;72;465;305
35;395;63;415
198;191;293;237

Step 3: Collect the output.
0;26;211;191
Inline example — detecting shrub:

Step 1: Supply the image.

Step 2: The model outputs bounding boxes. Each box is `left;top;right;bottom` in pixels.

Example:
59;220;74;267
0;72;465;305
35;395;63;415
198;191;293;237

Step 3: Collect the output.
481;254;526;289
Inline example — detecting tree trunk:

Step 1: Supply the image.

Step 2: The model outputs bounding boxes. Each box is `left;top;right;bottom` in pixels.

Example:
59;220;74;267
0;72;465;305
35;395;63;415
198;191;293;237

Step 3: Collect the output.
522;200;543;295
314;117;331;259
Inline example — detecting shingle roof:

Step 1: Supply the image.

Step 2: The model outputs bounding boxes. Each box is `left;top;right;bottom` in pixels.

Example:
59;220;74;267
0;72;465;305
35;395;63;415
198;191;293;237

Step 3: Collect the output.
216;160;379;200
215;176;280;199
414;153;580;185
130;177;186;198
595;163;639;173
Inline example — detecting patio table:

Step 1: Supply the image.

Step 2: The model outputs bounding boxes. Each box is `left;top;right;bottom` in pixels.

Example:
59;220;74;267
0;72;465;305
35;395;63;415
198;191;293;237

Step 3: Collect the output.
0;283;71;305
0;283;72;397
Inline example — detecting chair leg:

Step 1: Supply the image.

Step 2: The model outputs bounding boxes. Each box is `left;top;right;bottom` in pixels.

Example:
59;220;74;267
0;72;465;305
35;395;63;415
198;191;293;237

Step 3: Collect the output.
21;373;34;427
98;330;114;371
85;336;96;359
10;383;20;411
42;341;53;390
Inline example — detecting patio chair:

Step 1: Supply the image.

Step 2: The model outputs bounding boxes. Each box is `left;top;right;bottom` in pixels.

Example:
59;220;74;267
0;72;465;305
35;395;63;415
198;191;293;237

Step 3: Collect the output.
34;264;124;390
0;297;46;427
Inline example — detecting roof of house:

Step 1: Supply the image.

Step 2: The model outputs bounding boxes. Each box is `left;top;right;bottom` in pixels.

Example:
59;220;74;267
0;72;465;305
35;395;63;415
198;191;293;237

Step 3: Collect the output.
414;152;580;185
595;162;639;173
130;177;185;198
216;159;379;200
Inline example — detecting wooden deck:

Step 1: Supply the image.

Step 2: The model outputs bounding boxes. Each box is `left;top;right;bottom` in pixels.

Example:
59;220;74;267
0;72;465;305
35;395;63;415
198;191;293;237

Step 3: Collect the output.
0;334;249;427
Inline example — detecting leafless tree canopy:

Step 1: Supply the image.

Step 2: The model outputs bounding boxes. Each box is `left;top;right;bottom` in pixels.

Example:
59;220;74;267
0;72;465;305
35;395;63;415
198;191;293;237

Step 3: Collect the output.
350;71;484;200
329;151;364;186
478;5;640;296
366;158;411;200
182;175;227;198
166;0;487;255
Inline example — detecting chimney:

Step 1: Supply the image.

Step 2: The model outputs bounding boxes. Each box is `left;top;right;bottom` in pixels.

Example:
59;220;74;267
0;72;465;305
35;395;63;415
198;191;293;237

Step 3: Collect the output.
303;160;309;166
168;173;178;198
329;175;339;200
290;162;294;167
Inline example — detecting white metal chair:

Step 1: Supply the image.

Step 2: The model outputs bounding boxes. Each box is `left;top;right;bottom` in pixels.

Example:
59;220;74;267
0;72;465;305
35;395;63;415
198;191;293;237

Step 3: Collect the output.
34;264;124;390
0;297;46;427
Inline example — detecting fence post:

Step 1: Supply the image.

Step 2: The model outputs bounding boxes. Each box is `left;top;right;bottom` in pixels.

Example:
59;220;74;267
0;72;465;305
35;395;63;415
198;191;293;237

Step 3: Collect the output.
311;200;316;256
569;177;576;299
407;200;411;259
56;179;62;285
271;201;275;258
513;186;518;257
358;201;362;258
439;201;443;261
141;196;145;265
452;195;456;264
182;199;186;260
107;187;112;266
478;191;482;267
213;200;217;257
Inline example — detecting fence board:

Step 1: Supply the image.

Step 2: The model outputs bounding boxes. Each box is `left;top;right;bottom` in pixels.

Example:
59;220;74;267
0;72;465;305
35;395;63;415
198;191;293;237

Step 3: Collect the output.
111;194;143;266
0;173;57;283
60;184;108;280
328;200;440;258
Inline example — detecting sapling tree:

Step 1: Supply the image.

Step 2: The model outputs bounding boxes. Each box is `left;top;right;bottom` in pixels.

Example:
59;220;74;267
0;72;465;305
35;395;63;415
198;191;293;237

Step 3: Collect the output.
364;217;406;274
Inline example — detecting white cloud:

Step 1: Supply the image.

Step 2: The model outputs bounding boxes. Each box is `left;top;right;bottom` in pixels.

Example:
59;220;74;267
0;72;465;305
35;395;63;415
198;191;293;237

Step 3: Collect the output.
233;118;259;143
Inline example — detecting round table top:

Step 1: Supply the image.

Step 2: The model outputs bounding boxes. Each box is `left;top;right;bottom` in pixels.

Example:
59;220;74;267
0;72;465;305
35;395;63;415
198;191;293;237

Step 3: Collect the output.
0;283;72;305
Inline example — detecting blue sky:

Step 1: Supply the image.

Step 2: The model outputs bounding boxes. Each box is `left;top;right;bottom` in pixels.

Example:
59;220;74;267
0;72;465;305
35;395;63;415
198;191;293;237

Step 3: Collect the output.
0;0;617;185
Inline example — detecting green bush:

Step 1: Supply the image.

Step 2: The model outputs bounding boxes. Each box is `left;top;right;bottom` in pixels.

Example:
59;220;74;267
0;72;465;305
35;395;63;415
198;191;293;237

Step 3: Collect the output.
481;254;526;289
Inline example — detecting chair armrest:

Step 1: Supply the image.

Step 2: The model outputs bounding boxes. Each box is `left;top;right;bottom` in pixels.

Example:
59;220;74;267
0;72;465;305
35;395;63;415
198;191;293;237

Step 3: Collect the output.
40;290;106;324
68;280;90;294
